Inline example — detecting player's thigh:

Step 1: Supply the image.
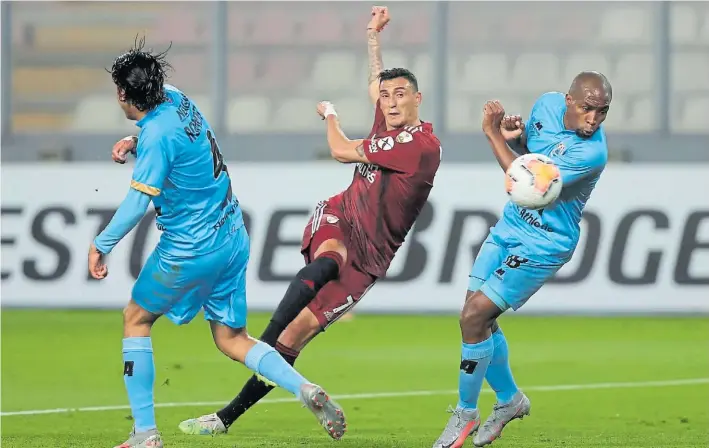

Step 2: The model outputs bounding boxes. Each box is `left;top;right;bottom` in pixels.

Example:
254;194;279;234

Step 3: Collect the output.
480;253;562;312
468;234;507;293
301;201;348;264
203;225;250;330
132;249;204;325
307;264;376;331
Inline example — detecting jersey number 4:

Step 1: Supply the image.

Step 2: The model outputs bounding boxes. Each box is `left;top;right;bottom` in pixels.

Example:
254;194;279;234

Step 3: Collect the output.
207;129;227;179
207;129;234;208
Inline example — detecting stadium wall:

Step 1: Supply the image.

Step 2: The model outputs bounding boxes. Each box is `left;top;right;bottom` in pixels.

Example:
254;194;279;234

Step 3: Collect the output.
1;163;707;314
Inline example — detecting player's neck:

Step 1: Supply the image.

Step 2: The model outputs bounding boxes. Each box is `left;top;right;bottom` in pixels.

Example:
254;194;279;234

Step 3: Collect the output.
387;118;422;131
134;110;149;122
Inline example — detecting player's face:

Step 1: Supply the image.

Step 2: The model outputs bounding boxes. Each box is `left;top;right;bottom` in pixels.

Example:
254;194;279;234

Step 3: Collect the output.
565;88;611;138
379;78;421;129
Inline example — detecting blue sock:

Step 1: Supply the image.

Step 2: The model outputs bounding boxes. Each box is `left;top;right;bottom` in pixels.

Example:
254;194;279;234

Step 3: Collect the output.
245;341;308;396
457;336;495;410
122;337;156;432
485;329;519;404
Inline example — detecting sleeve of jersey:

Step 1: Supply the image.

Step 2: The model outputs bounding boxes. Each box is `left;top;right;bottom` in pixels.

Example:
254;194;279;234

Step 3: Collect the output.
130;133;173;197
554;145;603;187
362;132;424;173
93;188;151;254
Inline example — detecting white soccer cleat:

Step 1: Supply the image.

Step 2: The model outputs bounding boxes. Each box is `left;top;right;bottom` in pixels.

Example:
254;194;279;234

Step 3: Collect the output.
299;383;347;440
473;391;531;446
114;427;163;448
178;412;228;436
432;406;480;448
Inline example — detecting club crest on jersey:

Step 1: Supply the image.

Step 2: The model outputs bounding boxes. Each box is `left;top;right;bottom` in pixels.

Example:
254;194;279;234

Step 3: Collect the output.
326;215;339;224
551;142;566;157
396;131;413;144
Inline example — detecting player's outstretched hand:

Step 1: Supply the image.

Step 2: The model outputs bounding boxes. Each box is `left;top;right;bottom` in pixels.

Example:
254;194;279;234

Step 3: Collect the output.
482;100;506;137
112;135;137;164
88;243;108;280
368;6;390;32
317;101;338;120
500;114;525;141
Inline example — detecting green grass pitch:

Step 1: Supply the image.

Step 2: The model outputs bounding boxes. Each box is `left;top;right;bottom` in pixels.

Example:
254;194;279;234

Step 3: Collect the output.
2;310;708;447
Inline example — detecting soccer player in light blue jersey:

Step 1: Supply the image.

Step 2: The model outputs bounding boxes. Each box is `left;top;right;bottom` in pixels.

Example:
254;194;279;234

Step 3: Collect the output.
88;39;346;448
433;72;611;448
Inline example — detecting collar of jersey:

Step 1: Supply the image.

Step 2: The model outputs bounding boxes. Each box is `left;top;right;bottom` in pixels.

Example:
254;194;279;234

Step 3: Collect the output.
136;102;167;128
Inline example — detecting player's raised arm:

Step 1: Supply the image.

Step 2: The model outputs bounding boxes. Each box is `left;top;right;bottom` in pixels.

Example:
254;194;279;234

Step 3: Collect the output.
367;6;390;105
317;101;369;164
482;100;521;172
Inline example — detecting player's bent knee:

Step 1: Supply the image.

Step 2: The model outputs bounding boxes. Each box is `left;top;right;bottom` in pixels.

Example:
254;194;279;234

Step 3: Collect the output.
313;238;347;266
277;308;321;352
123;300;159;337
460;291;500;334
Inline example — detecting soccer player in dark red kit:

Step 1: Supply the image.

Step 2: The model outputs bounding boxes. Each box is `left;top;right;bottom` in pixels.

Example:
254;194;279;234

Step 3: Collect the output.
179;5;442;439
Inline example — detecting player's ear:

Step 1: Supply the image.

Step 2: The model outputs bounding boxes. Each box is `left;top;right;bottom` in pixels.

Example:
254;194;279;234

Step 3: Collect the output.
415;91;422;107
564;94;573;107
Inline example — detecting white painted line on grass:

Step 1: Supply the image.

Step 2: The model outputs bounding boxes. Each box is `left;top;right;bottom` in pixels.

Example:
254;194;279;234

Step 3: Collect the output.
2;377;708;417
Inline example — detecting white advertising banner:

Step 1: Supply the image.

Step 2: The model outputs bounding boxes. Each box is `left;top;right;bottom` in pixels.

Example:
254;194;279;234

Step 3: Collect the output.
1;162;708;314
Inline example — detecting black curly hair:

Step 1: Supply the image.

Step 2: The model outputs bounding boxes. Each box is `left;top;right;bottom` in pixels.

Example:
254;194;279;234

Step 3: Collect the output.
109;36;173;112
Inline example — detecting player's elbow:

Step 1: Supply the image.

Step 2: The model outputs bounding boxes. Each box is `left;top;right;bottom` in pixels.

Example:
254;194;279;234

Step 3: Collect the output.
330;146;355;163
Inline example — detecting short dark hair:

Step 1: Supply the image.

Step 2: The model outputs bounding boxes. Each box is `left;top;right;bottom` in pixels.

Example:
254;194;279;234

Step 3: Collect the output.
109;36;172;112
379;68;419;92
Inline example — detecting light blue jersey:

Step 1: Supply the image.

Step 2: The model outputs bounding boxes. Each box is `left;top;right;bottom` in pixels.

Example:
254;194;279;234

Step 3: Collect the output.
491;92;608;264
469;92;608;311
94;85;249;328
130;84;244;257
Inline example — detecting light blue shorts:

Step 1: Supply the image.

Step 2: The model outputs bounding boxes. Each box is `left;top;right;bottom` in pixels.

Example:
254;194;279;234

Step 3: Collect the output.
131;225;250;328
468;233;562;311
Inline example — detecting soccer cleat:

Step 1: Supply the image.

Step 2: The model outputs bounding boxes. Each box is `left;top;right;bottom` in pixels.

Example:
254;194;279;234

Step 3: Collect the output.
432;406;480;448
178;412;227;436
473;390;531;446
299;383;347;440
114;427;163;448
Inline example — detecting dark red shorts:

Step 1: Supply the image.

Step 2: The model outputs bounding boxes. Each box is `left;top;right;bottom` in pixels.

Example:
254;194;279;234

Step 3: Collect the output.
301;201;377;329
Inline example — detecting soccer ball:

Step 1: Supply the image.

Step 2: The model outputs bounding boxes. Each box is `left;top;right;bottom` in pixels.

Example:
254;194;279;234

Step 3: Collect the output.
505;153;563;210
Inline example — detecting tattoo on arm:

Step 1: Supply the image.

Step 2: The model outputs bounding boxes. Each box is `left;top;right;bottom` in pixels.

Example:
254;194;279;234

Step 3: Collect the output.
367;29;383;85
355;143;365;157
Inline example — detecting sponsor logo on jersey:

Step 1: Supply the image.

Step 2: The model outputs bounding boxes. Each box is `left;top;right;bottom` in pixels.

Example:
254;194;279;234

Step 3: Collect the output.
519;208;554;232
551;142;566;157
376;136;395;151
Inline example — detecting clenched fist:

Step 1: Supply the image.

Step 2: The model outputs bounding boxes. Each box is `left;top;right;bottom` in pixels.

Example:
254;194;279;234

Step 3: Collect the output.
481;100;506;137
317;101;338;120
112;135;137;164
500;114;525;140
368;6;390;32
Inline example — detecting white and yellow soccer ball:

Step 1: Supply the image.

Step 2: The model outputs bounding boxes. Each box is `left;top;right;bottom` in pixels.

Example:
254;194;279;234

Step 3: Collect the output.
505;153;563;210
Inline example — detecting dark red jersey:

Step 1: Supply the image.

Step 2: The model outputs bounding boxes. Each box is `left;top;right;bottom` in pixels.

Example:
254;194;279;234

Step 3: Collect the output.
328;101;441;277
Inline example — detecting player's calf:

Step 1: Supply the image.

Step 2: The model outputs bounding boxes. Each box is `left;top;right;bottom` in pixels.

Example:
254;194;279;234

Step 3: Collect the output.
260;245;344;346
277;306;322;352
